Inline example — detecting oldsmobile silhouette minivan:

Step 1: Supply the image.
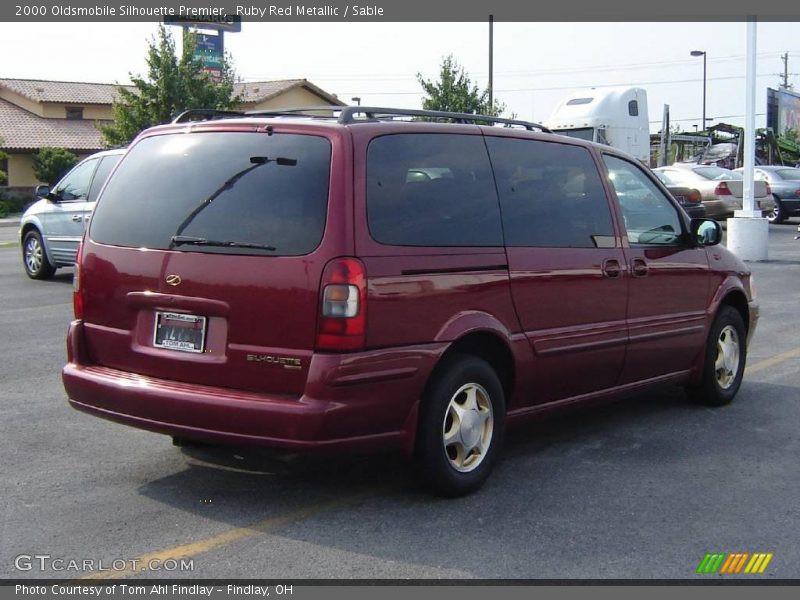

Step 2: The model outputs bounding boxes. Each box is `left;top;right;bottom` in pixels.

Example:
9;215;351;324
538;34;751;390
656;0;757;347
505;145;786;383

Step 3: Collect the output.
63;107;758;496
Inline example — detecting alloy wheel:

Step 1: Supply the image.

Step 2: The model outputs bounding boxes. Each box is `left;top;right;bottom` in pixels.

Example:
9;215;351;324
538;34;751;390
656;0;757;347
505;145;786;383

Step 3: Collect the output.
715;325;740;390
442;383;494;473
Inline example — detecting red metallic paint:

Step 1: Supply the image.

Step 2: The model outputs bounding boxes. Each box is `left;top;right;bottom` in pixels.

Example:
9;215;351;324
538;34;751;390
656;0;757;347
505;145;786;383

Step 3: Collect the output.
62;117;759;457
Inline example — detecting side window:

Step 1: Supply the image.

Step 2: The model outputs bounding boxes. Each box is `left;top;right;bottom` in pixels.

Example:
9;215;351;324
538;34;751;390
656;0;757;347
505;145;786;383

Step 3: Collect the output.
603;155;684;246
366;134;503;246
54;159;97;202
87;155;121;202
485;137;616;248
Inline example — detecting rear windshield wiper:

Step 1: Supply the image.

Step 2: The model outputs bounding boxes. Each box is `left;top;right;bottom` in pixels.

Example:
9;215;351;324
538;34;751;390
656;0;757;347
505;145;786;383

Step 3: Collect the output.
169;156;298;246
170;235;276;251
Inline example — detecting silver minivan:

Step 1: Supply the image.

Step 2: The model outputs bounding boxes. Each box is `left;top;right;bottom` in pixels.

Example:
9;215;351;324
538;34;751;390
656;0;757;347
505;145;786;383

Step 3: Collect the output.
19;148;124;279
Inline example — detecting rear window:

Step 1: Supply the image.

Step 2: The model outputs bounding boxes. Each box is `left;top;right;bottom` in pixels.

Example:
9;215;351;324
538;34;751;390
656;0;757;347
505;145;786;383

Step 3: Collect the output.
366;134;503;247
90;132;331;256
653;170;679;186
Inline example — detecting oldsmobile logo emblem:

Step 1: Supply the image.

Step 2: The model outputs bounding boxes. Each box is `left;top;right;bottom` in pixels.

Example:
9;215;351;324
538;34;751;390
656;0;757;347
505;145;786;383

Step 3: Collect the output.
165;274;182;287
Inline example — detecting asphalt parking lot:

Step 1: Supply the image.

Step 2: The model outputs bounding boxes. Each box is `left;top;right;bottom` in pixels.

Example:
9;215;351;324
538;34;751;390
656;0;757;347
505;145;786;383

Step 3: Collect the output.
1;222;799;580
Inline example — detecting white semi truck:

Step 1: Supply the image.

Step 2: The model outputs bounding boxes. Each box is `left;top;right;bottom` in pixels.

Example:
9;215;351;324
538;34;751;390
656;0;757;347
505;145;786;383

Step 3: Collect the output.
545;87;650;162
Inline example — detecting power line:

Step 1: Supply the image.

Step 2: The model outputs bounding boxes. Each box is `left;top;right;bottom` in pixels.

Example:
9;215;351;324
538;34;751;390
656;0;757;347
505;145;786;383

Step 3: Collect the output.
337;72;778;97
242;51;800;82
648;113;766;124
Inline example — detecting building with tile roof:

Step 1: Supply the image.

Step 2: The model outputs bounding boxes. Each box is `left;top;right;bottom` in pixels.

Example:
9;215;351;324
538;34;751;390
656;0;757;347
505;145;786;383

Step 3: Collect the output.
0;77;344;187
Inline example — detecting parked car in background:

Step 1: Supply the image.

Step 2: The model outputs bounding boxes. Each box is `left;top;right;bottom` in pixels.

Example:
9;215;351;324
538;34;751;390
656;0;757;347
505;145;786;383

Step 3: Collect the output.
734;165;800;223
19;148;125;279
651;169;707;219
653;164;774;219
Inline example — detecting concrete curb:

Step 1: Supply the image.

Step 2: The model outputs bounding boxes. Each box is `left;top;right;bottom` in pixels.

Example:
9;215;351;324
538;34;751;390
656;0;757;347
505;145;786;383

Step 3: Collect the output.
0;218;21;229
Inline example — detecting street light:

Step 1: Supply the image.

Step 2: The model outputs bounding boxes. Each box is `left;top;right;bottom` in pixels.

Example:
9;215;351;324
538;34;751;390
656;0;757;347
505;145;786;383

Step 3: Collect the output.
351;96;361;106
690;50;707;132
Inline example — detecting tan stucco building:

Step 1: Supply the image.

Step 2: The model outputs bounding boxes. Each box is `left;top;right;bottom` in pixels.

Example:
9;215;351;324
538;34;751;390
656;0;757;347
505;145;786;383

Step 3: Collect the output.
0;77;344;187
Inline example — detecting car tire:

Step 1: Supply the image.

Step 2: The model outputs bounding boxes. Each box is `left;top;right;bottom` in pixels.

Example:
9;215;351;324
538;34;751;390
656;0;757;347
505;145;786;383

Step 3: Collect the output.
767;196;785;224
414;354;505;497
22;230;56;280
687;306;747;407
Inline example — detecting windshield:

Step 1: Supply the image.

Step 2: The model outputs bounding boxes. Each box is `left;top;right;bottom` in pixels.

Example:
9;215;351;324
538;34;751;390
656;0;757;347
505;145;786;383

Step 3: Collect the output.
777;168;800;181
693;166;735;181
555;128;595;142
90;132;331;256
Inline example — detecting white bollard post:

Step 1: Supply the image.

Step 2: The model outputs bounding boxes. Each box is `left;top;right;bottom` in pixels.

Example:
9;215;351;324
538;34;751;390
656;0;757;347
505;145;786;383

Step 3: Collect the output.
726;17;769;262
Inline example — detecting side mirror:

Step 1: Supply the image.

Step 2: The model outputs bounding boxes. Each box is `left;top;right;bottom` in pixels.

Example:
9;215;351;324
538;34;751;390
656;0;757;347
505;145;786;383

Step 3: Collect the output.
34;184;50;198
691;218;722;247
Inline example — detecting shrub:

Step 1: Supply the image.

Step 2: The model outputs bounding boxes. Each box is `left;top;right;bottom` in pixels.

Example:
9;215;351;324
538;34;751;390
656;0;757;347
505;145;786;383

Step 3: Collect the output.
33;148;78;185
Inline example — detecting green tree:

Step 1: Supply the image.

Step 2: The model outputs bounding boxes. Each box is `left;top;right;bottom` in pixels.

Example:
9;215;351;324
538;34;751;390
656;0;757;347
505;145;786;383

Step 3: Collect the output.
0;137;8;185
32;147;78;185
417;55;505;116
101;25;239;146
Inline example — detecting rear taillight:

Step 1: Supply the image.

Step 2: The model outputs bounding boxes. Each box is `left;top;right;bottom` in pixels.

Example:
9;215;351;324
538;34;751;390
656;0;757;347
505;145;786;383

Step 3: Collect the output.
795;189;800;198
316;257;366;352
73;242;84;319
687;189;702;203
714;182;732;196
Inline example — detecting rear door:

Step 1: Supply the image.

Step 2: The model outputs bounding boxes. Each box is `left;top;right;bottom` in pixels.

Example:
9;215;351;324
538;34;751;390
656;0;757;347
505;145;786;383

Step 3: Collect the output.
602;154;710;383
485;136;628;404
83;127;343;396
353;129;520;353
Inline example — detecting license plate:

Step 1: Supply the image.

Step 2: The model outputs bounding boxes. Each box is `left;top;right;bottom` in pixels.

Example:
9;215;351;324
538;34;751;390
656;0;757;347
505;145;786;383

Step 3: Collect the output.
153;312;207;353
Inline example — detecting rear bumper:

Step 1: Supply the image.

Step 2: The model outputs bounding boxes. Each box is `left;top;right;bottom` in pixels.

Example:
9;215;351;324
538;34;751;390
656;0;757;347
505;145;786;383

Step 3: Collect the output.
776;197;800;214
682;204;707;219
703;198;741;218
63;320;444;454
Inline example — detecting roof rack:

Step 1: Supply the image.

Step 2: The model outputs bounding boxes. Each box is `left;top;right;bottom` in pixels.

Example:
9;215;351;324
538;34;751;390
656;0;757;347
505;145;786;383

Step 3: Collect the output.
172;106;551;132
344;106;551;132
244;106;551;132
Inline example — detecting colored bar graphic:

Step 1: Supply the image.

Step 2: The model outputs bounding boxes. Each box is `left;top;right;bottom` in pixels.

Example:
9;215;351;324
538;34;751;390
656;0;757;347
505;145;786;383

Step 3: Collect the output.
759;553;774;573
733;553;750;573
696;553;713;573
719;554;736;574
700;552;774;575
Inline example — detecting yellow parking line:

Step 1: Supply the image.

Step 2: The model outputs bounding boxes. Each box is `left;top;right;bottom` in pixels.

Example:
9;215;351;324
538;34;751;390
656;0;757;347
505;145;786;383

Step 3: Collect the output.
747;347;800;375
77;486;390;580
67;345;800;581
0;241;18;248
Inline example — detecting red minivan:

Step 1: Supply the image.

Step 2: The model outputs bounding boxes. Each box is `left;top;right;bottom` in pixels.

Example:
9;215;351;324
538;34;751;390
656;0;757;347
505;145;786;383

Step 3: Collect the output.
63;107;758;496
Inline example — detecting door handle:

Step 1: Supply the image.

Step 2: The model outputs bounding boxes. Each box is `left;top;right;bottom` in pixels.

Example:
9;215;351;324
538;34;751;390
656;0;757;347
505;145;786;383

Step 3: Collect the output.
602;258;622;278
72;215;83;222
631;258;649;277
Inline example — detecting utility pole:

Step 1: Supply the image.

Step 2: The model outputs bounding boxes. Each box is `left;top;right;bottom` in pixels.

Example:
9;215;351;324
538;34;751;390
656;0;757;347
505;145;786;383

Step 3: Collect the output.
780;52;791;90
488;14;494;112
